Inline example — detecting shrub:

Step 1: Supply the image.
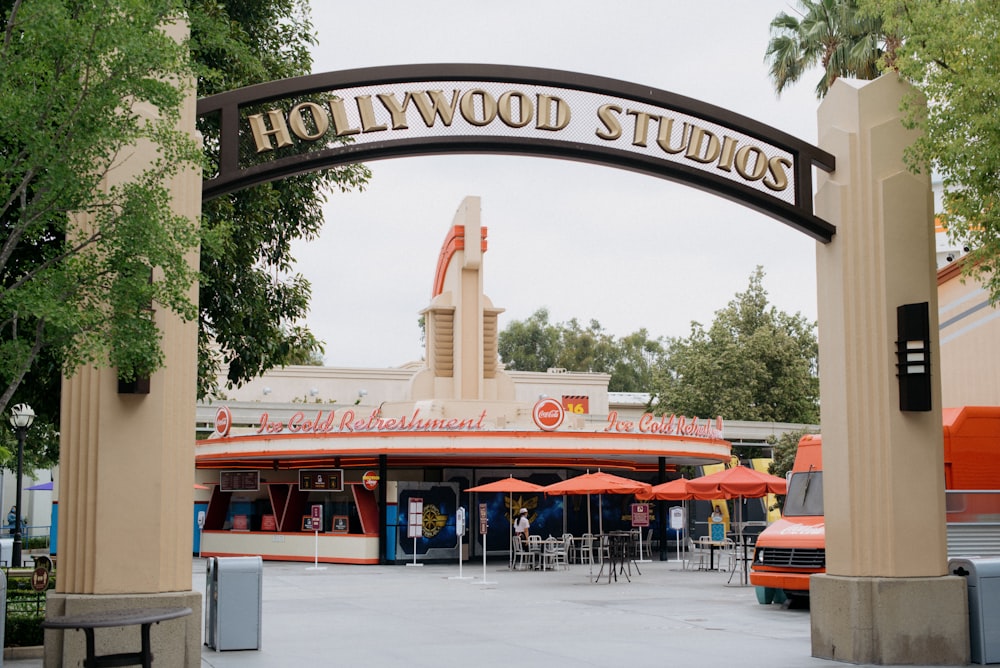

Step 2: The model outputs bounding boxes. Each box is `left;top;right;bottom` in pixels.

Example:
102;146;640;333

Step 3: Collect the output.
5;614;44;647
23;536;49;551
4;569;55;647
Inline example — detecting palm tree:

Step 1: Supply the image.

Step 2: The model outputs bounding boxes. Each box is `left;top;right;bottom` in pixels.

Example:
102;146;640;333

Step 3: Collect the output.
765;0;887;99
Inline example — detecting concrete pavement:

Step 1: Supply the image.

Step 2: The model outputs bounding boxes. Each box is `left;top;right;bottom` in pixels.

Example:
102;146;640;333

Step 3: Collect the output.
4;556;973;667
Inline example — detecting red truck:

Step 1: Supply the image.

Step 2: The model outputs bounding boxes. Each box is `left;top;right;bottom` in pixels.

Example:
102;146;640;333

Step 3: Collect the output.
750;406;1000;604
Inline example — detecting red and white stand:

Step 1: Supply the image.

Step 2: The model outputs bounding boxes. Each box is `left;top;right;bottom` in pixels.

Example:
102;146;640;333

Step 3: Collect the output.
306;504;326;571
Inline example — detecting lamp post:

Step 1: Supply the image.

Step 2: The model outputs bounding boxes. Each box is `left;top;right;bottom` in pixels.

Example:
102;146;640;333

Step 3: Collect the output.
9;403;34;568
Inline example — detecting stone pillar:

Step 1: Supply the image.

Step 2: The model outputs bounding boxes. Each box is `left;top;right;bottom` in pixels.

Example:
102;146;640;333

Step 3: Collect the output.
44;20;202;667
811;74;968;664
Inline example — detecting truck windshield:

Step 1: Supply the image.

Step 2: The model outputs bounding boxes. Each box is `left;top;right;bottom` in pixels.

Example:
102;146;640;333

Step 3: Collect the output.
783;468;824;516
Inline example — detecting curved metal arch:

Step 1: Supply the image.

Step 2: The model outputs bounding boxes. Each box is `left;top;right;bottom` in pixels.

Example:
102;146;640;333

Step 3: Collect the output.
197;64;835;242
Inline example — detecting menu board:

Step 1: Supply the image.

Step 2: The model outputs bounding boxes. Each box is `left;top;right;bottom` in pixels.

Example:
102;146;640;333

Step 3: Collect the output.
298;468;344;492
220;470;259;492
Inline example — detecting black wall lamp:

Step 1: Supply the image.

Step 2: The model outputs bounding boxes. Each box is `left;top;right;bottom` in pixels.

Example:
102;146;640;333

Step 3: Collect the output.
896;302;932;412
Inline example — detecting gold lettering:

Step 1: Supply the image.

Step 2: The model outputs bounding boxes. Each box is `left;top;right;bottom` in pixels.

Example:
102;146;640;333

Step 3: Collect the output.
596;104;623;140
655;118;688;154
409;90;460;127
288;102;328;141
497;91;533;128
627;110;658;148
536;94;570;131
685;126;720;164
356;95;387;133
326;98;360;136
763;156;792;191
734;145;768;180
247;110;293;153
459;89;497;127
716;136;739;172
377;93;411;130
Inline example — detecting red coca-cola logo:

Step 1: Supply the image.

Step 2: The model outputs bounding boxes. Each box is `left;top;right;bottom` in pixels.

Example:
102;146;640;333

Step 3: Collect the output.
215;406;232;437
532;398;564;431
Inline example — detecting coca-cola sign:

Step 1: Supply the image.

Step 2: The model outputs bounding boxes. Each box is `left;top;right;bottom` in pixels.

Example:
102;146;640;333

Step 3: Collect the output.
532;398;565;431
214;406;232;437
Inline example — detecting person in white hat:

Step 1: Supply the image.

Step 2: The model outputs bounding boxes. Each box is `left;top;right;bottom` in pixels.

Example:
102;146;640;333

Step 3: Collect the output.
514;507;531;545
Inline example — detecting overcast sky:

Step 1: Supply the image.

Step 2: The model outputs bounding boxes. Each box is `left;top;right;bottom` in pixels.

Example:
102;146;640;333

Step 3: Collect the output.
293;1;825;368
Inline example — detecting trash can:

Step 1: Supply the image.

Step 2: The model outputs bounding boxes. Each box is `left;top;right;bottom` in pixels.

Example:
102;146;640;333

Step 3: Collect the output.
949;557;1000;664
205;556;263;651
0;537;12;567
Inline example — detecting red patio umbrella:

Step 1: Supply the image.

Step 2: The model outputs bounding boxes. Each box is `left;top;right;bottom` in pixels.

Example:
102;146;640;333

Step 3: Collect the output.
466;476;545;567
635;477;707;561
542;471;651;497
686;465;787;498
687;466;787;583
543;471;651;536
542;471;651;577
637;477;698;501
466;476;545;495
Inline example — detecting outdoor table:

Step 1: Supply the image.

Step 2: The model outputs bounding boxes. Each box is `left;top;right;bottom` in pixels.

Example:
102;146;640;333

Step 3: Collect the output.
42;606;192;668
697;536;726;571
727;534;755;586
594;533;634;583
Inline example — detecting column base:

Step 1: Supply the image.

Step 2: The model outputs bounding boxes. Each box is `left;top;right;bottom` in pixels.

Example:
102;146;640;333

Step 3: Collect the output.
811;573;969;665
44;591;202;668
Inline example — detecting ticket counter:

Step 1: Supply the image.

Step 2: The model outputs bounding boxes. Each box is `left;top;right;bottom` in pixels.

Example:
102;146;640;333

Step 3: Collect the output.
198;476;380;564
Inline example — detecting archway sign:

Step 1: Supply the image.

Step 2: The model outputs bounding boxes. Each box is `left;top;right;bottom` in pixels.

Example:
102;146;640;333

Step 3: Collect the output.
197;63;836;242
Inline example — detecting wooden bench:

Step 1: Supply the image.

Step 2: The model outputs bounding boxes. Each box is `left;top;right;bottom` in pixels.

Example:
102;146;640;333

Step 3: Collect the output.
42;606;191;668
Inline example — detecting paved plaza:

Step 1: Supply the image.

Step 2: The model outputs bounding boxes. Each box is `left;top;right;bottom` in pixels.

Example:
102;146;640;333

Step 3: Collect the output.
4;556;972;667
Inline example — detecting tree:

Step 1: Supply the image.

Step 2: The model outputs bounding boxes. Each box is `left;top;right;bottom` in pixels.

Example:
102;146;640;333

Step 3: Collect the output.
649;267;820;424
871;0;1000;304
497;308;561;372
607;329;666;393
767;428;815;479
765;0;889;98
0;0;201;464
187;0;370;398
0;0;371;472
497;308;665;392
554;318;618;375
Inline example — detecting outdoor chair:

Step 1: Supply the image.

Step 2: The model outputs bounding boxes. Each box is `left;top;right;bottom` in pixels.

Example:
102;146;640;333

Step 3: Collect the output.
596;534;611;565
527;535;543;567
547;537;569;570
577;533;594;565
717;537;737;572
688;537;709;571
561;533;576;563
512;536;535;570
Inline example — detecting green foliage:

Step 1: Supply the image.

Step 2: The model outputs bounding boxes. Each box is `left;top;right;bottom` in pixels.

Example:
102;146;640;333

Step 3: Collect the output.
0;0;201;462
765;0;889;98
5;569;56;647
24;535;50;551
497;308;666;392
189;0;370;398
497;308;561;372
5;613;44;647
871;0;1000;304
1;0;371;435
649;267;820;424
767;428;814;479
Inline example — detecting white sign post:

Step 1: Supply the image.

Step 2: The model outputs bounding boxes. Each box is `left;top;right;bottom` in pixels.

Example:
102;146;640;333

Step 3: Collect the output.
669;505;687;563
407;498;423;567
449;506;472;580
